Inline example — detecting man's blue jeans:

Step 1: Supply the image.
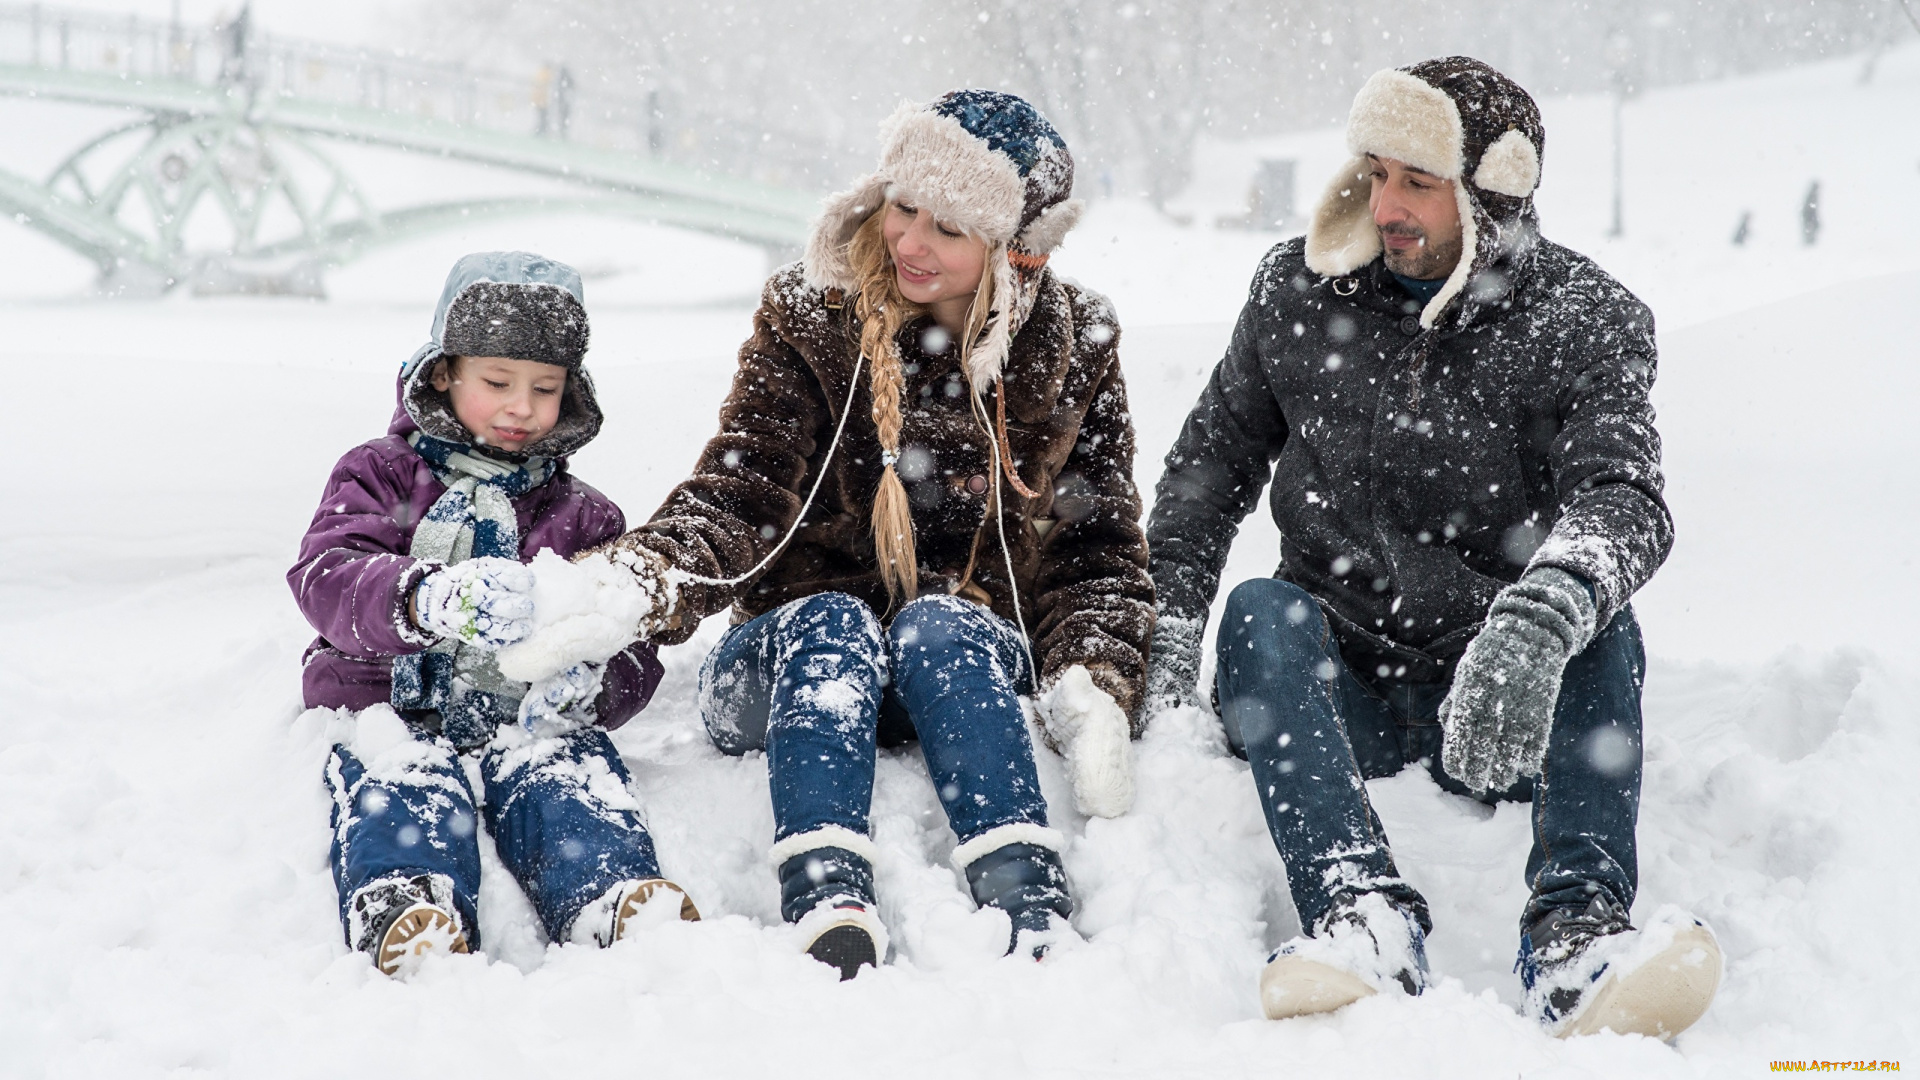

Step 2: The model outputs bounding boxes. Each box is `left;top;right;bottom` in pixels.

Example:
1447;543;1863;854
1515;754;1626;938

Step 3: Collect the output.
699;592;1048;847
326;724;664;947
1214;578;1644;936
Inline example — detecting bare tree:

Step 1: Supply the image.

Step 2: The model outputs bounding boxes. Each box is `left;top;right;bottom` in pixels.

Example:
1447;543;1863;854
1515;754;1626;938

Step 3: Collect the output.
416;0;1896;199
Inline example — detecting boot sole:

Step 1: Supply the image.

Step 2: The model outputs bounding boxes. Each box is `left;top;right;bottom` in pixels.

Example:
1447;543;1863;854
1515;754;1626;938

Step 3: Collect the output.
611;879;701;942
1560;924;1723;1040
805;923;879;981
1260;955;1377;1019
376;903;469;977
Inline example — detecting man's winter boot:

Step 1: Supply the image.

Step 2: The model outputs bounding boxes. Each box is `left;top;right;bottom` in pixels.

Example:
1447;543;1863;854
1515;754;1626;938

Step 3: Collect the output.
1259;891;1429;1020
953;826;1074;958
572;878;702;947
772;827;887;980
1519;897;1721;1040
347;874;471;979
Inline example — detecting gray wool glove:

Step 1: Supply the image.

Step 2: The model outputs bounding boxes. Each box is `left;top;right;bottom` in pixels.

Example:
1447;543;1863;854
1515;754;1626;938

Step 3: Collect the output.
1438;567;1598;795
1144;612;1207;714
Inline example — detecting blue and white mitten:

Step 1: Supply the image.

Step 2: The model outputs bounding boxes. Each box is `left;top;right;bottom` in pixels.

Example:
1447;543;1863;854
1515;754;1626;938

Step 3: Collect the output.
518;661;605;734
413;556;536;650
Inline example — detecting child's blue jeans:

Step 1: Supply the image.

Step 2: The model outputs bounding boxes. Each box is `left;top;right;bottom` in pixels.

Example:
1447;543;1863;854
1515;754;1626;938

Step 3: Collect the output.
325;723;663;948
698;592;1049;847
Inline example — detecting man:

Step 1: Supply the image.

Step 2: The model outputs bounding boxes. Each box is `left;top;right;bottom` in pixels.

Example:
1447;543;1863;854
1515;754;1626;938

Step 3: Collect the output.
1145;57;1721;1039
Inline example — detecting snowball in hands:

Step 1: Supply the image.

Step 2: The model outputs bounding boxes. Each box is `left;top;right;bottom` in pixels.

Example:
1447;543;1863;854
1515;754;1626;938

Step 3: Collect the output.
1438;567;1598;795
518;661;604;734
495;549;664;683
1040;665;1136;818
413;556;535;649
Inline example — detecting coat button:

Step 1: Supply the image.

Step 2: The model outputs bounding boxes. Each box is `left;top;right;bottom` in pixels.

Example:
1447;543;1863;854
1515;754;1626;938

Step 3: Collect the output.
1399;315;1422;335
966;474;989;495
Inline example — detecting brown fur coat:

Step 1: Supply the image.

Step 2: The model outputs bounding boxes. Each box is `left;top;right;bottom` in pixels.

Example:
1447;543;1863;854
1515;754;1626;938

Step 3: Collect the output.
604;263;1154;723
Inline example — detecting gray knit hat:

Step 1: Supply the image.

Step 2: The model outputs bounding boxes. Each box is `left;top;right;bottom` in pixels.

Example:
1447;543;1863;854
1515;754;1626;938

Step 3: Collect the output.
399;251;603;458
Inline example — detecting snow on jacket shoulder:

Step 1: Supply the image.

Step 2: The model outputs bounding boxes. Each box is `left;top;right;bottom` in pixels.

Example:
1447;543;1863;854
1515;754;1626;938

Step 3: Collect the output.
289;424;662;728
1149;235;1671;683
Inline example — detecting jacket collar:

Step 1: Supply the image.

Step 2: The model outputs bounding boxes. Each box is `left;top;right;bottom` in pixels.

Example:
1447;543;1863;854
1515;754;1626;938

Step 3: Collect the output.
994;269;1073;422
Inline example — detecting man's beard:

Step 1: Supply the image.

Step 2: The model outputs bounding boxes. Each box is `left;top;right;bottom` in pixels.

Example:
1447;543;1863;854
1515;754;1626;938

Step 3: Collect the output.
1380;224;1464;280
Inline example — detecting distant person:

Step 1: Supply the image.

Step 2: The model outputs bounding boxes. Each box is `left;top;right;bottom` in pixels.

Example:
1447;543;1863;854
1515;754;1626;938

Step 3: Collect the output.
1801;181;1821;246
512;90;1153;977
1145;57;1722;1038
289;252;699;978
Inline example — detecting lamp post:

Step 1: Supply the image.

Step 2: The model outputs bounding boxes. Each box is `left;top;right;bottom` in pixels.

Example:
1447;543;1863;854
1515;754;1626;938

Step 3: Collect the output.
1604;31;1634;239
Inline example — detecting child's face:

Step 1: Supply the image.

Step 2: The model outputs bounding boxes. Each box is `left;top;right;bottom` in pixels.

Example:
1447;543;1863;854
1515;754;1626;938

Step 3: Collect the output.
430;355;569;452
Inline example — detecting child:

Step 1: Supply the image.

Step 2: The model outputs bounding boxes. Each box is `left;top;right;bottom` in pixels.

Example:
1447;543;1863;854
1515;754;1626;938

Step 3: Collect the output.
290;251;697;978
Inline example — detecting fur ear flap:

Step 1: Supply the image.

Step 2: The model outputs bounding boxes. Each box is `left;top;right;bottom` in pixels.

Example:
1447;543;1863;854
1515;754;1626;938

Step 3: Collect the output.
1419;181;1481;329
1304;157;1381;277
1016;198;1084;255
803;176;889;293
1473;129;1540;198
965;249;1019;395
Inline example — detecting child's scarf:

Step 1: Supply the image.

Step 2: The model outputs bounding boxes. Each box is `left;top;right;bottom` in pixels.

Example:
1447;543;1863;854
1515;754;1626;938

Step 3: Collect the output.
391;432;555;748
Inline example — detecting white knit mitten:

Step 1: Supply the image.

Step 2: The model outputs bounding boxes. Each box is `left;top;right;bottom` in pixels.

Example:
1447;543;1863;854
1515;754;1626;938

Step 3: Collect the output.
1039;665;1136;818
496;549;671;683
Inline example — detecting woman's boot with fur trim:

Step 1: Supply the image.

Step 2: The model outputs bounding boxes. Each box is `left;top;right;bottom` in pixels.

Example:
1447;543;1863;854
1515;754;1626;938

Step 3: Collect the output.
774;827;888;980
954;824;1075;958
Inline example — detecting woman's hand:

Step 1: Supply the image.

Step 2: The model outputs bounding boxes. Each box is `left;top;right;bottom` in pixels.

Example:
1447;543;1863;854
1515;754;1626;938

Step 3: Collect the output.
495;548;675;683
1038;664;1136;818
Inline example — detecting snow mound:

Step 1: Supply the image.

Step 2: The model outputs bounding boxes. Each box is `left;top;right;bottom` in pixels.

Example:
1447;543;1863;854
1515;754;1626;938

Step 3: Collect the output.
494;550;652;683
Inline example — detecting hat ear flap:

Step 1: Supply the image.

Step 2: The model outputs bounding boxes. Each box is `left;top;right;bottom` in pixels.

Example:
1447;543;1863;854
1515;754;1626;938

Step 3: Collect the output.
1473;129;1540;198
804;176;890;293
1016;198;1084;255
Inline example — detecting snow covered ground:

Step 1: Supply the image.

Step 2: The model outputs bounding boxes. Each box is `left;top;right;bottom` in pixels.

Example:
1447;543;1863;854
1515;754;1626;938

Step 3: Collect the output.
4;45;1919;1079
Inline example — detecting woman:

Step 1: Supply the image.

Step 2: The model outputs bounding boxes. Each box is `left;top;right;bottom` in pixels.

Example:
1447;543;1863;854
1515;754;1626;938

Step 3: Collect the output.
594;90;1152;976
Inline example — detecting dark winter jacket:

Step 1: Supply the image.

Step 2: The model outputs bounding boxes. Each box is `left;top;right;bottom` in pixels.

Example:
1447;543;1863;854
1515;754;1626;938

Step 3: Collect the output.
601;263;1156;722
1148;235;1671;684
289;389;663;727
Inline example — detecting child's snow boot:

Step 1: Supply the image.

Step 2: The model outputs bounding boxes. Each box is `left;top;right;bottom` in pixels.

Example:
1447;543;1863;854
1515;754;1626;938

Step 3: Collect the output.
347;874;471;978
1518;897;1721;1040
573;878;702;947
953;826;1074;958
774;827;886;980
1259;891;1429;1019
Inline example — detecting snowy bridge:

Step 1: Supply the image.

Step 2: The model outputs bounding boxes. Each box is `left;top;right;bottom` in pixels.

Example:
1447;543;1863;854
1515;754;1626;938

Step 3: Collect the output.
0;4;819;294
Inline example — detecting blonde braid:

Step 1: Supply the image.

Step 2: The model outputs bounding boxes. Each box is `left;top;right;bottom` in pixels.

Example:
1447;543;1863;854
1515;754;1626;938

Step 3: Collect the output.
849;212;923;603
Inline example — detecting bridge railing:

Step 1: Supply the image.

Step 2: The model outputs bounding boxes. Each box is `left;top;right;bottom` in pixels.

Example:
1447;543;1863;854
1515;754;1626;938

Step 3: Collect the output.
0;3;856;189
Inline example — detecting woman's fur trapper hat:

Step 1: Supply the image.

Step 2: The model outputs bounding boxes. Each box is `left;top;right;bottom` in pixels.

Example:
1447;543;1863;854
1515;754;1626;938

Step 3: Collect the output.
805;89;1084;393
1306;56;1547;330
399;250;604;459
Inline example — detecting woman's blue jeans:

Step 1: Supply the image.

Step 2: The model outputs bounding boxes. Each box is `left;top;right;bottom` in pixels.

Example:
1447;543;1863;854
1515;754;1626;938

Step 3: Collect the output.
1214;578;1644;936
699;592;1048;846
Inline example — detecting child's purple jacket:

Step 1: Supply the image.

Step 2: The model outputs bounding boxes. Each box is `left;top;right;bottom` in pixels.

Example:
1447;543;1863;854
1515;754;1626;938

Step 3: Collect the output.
288;396;662;728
